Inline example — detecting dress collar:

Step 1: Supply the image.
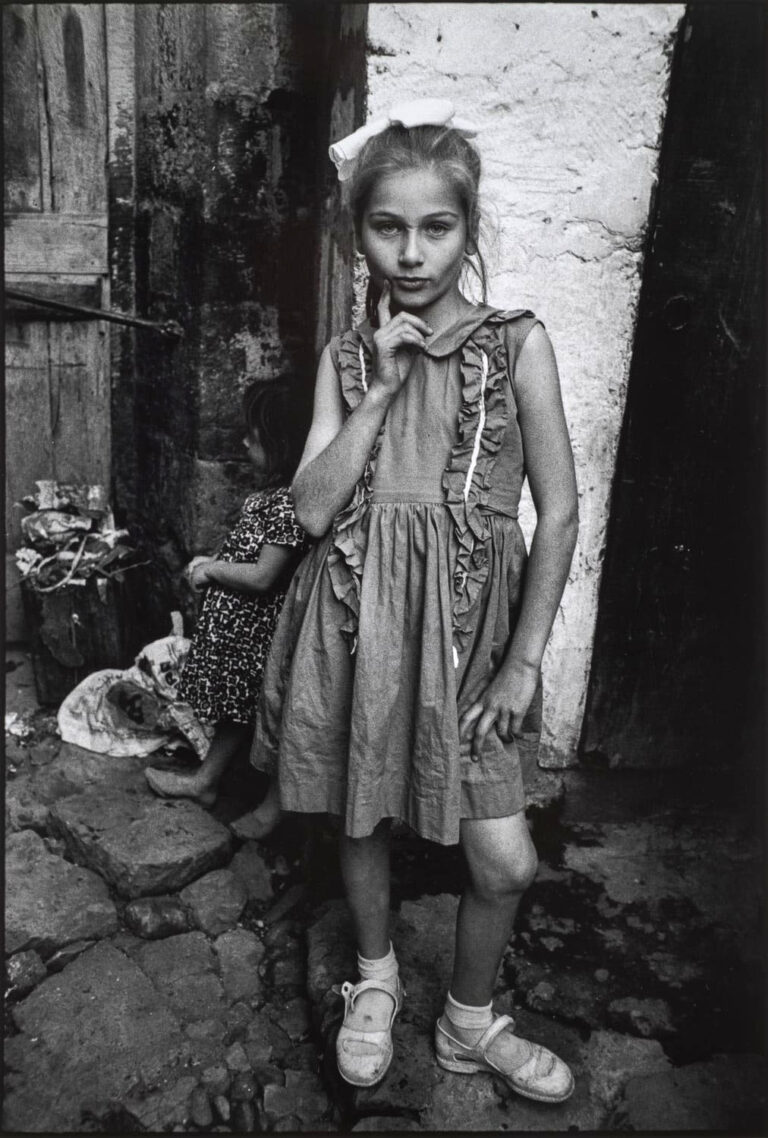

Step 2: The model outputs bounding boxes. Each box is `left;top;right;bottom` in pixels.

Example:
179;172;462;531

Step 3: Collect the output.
355;304;501;359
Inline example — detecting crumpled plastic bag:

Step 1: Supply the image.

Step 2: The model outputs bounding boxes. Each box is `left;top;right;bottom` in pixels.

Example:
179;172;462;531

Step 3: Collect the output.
21;510;92;547
57;613;213;758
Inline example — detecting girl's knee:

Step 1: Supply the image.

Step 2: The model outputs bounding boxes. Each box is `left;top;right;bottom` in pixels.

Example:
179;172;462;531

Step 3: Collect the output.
469;845;538;900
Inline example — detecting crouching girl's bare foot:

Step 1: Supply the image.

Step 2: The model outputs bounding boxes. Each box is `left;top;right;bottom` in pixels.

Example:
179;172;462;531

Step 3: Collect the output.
145;767;217;808
232;783;282;839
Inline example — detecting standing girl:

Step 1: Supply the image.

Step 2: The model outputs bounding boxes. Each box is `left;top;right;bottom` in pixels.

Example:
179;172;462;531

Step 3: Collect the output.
253;100;579;1100
146;379;307;826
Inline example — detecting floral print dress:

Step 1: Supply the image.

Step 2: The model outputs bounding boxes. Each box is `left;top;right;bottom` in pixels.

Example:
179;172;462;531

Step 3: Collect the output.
178;485;305;725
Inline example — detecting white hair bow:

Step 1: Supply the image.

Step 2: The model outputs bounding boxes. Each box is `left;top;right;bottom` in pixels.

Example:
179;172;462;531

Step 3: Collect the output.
329;98;480;182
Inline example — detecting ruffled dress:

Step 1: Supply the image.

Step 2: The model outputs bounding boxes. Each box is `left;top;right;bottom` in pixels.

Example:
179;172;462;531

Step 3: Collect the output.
252;306;543;846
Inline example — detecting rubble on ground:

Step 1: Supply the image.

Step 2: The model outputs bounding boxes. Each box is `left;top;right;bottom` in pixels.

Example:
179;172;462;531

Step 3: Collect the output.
4;646;766;1132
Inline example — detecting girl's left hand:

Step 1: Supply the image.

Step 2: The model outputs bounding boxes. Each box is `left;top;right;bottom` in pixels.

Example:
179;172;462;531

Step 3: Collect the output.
459;657;540;761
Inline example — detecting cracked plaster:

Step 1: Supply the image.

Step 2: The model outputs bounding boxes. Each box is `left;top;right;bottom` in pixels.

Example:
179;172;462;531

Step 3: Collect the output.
363;2;685;764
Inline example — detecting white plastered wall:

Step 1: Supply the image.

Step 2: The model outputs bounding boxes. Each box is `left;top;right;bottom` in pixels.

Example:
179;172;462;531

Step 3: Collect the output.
361;2;684;765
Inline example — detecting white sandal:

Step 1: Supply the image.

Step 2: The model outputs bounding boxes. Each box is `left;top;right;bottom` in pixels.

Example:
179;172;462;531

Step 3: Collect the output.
435;1014;574;1103
335;976;405;1087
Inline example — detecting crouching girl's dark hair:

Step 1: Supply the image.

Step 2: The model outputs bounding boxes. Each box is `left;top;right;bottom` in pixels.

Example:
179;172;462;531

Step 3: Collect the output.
242;378;309;487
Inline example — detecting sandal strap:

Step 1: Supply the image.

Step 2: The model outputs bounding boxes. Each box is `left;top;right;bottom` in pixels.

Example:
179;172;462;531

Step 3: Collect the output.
340;976;403;1014
474;1014;516;1055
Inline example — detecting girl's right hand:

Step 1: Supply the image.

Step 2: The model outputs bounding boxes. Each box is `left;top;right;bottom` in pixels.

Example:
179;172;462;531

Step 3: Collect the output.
186;556;214;591
371;280;432;397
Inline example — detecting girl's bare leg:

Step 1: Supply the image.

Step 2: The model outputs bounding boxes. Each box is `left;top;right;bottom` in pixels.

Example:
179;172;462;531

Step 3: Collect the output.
447;811;538;1065
339;819;396;1030
239;776;282;837
145;721;251;806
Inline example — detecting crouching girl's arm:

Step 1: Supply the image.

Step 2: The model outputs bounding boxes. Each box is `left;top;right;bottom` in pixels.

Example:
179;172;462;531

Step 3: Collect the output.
198;545;299;594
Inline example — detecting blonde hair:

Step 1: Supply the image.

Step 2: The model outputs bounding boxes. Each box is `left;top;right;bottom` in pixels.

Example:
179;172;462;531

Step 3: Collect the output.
349;124;488;324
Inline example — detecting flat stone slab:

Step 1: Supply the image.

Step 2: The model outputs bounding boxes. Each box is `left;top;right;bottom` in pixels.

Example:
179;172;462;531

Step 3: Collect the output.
214;929;266;1003
615;1052;768;1132
135;932;226;1023
5;942;186;1132
608;995;675;1037
263;1070;332;1129
5;949;47;1000
123;1075;198;1132
511;957;615;1030
583;1029;671;1114
49;787;232;898
562;818;762;946
180;868;247;934
6;830;118;957
230;841;274;902
6;743;147;833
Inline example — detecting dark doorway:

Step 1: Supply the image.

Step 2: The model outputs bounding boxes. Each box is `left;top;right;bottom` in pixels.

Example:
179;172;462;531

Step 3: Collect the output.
580;4;764;785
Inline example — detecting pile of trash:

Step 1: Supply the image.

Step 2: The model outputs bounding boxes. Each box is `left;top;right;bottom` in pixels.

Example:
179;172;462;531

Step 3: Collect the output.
14;481;141;597
57;613;213;759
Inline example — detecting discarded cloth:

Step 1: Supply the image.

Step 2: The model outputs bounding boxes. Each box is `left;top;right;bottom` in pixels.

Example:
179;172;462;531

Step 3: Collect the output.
57;613;213;758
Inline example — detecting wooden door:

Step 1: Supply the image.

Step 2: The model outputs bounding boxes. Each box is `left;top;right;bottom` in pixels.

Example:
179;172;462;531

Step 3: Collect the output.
580;3;764;771
4;4;111;640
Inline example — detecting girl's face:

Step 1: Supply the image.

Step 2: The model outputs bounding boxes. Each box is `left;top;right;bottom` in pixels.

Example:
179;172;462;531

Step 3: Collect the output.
243;426;269;479
359;167;470;319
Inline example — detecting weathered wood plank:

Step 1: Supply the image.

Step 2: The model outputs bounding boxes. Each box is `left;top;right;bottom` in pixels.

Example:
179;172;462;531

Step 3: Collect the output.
35;4;108;213
22;579;125;704
106;5;138;519
47;322;111;487
5;322;56;548
5;554;27;642
5;322;110;545
3;5;42;211
5;214;108;275
5;4;112;644
5;315;111;641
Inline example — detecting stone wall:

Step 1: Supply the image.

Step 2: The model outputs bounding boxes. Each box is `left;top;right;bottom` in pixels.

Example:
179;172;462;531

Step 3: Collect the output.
361;2;685;765
129;4;331;630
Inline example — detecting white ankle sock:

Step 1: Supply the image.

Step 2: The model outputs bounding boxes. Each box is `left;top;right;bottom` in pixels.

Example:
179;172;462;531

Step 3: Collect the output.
358;942;398;983
444;992;493;1042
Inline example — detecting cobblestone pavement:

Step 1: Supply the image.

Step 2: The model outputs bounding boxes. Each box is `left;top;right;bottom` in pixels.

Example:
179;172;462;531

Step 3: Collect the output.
5;646;767;1133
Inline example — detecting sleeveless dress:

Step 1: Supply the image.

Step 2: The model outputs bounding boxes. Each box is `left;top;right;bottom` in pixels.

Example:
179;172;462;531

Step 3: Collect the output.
252;306;543;846
178;485;305;725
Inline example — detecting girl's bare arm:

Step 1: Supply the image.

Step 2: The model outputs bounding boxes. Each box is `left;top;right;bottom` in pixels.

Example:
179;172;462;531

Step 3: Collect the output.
505;323;579;667
461;324;579;757
203;545;298;594
291;346;390;538
293;286;432;538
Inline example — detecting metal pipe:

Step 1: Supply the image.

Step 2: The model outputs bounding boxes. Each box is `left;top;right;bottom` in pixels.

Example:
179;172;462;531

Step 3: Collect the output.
4;288;183;338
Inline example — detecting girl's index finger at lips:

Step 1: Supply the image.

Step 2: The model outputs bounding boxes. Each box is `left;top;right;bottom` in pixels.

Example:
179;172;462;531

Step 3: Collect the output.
377;280;392;326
